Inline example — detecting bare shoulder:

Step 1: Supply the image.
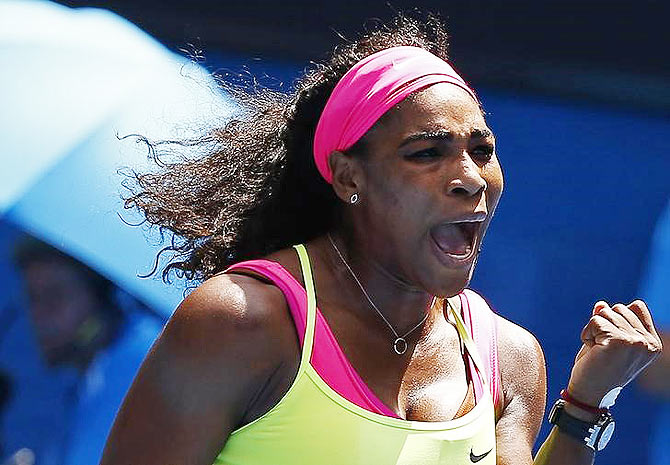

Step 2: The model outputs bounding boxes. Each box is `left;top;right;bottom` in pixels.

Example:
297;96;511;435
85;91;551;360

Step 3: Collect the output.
494;313;547;459
495;314;546;388
156;271;299;414
168;271;293;352
102;271;297;464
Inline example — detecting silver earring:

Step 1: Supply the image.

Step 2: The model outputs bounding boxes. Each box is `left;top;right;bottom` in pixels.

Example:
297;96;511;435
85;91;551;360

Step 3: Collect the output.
349;193;359;204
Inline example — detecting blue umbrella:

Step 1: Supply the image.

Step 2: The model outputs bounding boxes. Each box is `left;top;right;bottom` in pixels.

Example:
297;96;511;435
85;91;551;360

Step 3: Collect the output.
0;0;235;316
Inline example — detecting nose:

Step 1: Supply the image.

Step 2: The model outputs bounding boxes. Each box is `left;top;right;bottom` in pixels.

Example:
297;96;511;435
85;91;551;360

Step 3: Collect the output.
446;153;487;197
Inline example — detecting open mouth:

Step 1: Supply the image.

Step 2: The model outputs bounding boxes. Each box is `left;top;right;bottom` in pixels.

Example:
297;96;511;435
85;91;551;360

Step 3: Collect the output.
430;221;481;260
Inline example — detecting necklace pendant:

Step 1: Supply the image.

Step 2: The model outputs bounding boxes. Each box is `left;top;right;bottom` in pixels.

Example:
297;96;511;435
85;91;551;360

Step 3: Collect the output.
393;337;408;355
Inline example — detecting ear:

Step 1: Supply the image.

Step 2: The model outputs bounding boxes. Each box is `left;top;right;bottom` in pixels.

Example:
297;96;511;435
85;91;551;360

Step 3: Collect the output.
329;151;364;203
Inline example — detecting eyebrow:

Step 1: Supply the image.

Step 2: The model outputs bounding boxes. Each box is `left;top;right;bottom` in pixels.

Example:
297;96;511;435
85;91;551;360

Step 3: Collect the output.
399;128;494;148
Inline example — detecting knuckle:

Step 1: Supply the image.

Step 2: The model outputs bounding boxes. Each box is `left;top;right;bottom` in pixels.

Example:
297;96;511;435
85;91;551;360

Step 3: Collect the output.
599;307;615;317
610;334;646;349
608;337;628;348
630;299;647;309
594;300;610;309
650;340;663;354
632;337;648;348
591;314;606;324
629;300;650;315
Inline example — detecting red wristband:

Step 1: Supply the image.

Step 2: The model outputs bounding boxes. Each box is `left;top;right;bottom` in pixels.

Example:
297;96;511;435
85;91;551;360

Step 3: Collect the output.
560;389;608;414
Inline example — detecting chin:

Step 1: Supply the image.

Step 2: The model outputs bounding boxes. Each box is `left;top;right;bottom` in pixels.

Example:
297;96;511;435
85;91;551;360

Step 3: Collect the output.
441;273;472;298
422;264;473;298
423;244;478;297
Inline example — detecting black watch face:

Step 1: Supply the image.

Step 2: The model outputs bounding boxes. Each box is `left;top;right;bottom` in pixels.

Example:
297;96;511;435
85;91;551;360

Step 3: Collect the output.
597;421;615;451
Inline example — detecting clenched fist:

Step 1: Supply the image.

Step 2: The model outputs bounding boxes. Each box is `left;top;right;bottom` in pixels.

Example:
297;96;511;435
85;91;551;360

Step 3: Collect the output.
567;300;662;407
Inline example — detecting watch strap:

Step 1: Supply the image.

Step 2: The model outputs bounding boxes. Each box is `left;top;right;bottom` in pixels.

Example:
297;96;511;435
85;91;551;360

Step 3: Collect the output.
549;399;614;451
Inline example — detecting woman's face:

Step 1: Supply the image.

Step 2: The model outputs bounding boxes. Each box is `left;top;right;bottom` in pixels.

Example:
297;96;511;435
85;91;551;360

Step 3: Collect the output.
348;82;504;297
23;258;100;365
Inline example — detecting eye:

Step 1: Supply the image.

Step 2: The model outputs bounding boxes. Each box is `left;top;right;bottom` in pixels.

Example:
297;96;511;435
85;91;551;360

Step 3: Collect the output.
470;144;494;161
405;147;441;160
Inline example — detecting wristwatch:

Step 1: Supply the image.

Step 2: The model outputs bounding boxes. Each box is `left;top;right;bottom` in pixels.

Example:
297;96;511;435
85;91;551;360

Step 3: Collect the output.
549;399;616;451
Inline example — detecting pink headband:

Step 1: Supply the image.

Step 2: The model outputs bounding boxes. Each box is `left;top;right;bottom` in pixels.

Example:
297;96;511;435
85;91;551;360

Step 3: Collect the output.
313;46;478;183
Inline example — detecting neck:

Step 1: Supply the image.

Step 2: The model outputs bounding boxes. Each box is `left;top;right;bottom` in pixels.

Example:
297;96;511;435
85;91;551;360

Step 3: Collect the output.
324;231;439;336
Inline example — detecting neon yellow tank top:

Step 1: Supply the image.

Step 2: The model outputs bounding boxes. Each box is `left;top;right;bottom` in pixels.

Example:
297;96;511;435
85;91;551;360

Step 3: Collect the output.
215;245;496;465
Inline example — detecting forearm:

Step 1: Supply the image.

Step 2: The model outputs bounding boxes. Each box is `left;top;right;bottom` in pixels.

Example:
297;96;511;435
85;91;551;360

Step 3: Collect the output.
534;427;594;465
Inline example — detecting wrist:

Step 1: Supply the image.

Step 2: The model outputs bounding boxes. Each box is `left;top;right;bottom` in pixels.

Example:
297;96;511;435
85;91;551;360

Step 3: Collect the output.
560;389;608;416
562;400;600;422
566;382;604;408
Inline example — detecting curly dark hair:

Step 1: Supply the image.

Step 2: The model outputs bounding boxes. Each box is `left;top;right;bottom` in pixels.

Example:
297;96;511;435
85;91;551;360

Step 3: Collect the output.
125;12;452;284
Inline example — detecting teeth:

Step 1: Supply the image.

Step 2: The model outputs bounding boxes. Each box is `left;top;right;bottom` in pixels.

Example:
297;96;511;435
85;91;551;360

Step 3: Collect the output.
446;244;473;258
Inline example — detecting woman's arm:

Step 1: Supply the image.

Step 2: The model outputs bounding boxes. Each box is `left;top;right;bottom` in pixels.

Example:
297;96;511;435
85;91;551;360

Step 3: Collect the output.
494;318;595;465
494;315;546;465
100;273;294;465
495;300;661;465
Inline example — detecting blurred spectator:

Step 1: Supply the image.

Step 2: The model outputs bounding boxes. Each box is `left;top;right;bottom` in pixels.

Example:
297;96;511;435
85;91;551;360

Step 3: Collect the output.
2;236;163;465
638;201;670;465
13;238;125;372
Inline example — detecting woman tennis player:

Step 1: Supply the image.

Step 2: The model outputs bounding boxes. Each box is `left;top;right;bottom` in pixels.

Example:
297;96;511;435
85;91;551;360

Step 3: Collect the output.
101;13;661;465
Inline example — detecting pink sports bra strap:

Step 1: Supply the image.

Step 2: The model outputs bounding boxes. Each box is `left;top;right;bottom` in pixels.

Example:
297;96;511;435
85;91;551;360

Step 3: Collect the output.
460;289;502;416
